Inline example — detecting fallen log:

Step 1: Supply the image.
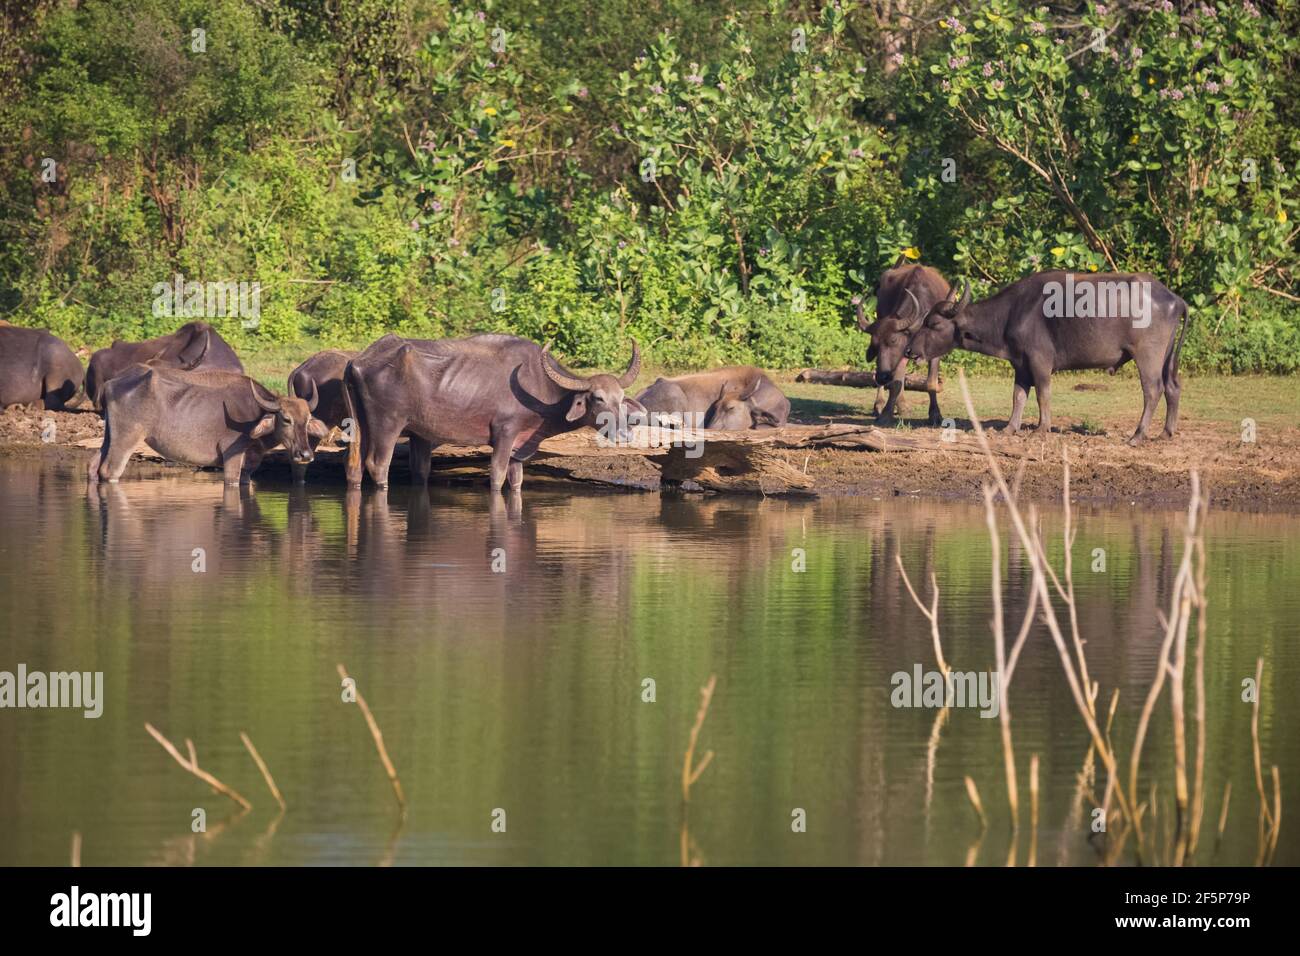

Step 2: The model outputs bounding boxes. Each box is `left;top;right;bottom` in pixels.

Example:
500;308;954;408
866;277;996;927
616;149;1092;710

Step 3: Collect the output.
795;369;942;392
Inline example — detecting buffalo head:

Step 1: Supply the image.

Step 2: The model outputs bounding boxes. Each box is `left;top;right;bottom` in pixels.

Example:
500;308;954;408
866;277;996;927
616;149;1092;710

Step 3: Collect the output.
249;380;328;464
704;381;782;430
862;258;947;387
905;279;972;362
540;340;648;441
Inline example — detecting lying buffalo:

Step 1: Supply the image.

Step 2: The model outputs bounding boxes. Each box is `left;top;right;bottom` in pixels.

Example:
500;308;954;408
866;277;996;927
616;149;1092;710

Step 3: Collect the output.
635;367;789;430
0;325;84;409
89;366;326;484
85;321;243;410
859;257;949;425
286;349;357;483
904;271;1187;444
344;333;645;491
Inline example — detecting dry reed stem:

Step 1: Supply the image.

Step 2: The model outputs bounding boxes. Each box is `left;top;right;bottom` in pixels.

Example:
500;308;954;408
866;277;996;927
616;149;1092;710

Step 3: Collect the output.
240;731;286;811
964;776;987;831
682;674;717;803
337;664;406;812
895;555;951;680
982;483;1019;831
1029;754;1039;868
956;372;1134;829
1267;766;1282;865
144;722;251;810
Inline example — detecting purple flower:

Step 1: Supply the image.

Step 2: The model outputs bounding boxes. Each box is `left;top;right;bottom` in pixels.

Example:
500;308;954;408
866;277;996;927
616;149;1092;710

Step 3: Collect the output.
431;200;443;212
1198;4;1217;19
982;61;995;77
889;52;905;67
941;79;951;92
1244;0;1261;16
1204;80;1220;93
617;240;627;249
849;147;865;158
1160;0;1174;11
486;61;496;69
1096;4;1109;15
1079;88;1090;99
577;87;589;98
1030;22;1046;35
650;84;664;95
993;79;1005;91
686;73;704;85
476;11;486;22
944;17;966;35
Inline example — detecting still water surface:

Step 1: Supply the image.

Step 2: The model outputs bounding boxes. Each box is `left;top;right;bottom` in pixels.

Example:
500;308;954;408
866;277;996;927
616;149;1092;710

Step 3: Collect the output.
0;457;1295;865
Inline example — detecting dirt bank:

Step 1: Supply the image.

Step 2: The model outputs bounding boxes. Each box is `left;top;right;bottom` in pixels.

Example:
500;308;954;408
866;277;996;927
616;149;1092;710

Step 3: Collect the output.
2;400;1297;511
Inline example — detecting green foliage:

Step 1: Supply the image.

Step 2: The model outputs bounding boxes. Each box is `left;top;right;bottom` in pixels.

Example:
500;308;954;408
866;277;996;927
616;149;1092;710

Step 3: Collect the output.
0;0;1295;372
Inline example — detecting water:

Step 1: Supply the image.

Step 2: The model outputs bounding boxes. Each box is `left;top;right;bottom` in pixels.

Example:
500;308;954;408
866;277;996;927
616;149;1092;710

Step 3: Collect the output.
0;456;1295;866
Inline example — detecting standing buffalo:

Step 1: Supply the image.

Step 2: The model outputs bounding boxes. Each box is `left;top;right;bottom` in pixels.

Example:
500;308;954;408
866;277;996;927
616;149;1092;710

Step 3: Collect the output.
0;325;84;409
859;257;950;425
904;271;1187;444
636;367;789;430
85;321;243;410
286;349;357;483
89;366;326;484
343;333;645;491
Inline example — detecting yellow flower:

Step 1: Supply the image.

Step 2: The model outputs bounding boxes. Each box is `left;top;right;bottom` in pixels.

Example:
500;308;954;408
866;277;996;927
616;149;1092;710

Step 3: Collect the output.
1087;263;1099;272
1017;43;1029;53
1051;246;1066;257
484;107;497;116
819;151;832;163
988;13;1001;22
1147;76;1155;85
902;247;921;260
1279;210;1289;224
501;139;516;148
1129;133;1139;144
939;19;949;29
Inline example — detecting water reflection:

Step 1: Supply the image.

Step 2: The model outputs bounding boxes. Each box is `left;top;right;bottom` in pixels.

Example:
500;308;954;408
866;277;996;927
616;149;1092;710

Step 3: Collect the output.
0;458;1295;866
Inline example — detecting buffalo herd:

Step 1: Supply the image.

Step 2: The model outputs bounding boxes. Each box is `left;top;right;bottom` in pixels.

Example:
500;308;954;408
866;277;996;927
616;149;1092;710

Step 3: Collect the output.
0;261;1187;489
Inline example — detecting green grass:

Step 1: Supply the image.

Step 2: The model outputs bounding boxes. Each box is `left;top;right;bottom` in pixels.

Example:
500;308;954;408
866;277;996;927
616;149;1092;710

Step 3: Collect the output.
241;342;1298;432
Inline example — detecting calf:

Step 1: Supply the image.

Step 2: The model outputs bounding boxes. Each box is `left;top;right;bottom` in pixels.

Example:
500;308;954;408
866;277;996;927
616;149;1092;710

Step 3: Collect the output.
636;366;789;430
286;349;357;483
860;258;950;425
89;366;326;483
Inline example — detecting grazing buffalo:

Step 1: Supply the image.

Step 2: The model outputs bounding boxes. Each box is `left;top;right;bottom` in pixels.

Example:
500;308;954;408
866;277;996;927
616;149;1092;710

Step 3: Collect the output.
85;321;243;410
636;367;790;430
89;366;326;484
904;271;1187;444
286;349;357;483
0;325;84;409
343;333;645;491
859;257;950;425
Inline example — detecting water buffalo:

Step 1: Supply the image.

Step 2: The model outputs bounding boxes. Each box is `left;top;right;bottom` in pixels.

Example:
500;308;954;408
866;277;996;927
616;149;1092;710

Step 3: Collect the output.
89;366;326;484
85;321;243;410
860;257;950;425
904;271;1187;444
286;349;357;483
0;325;84;409
635;367;790;430
343;333;645;491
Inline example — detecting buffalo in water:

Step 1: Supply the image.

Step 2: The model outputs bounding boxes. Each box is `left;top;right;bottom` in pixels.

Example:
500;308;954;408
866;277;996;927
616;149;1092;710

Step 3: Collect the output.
89;366;326;484
286;349;357;483
343;333;645;492
635;367;789;430
904;271;1187;445
85;321;243;410
0;325;84;409
859;257;950;425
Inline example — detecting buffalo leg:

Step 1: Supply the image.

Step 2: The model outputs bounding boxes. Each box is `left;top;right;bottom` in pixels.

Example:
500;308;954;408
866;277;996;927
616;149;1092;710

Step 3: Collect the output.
926;358;943;426
408;435;432;486
1006;368;1032;434
872;386;887;416
99;420;144;483
1162;353;1182;439
507;459;524;492
363;421;403;488
221;447;249;485
1032;367;1053;434
876;378;906;425
1129;363;1163;446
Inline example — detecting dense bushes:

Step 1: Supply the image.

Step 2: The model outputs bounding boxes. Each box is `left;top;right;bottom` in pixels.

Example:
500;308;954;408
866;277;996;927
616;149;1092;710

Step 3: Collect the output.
0;1;1295;371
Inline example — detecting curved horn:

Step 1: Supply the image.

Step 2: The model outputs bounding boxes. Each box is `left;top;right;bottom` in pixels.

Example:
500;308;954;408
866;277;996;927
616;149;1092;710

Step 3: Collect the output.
249;380;279;413
292;374;319;412
540;342;591;392
901;289;921;322
178;327;211;370
893;252;908;269
956;278;972;310
615;339;641;389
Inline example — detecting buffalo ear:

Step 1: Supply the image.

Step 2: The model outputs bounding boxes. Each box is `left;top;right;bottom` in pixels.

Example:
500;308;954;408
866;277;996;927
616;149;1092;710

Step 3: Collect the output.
752;409;780;428
565;391;589;422
250;414;276;439
307;418;329;439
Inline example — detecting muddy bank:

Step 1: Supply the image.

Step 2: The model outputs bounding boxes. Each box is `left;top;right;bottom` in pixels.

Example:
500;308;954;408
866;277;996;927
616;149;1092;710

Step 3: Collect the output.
2;402;1297;510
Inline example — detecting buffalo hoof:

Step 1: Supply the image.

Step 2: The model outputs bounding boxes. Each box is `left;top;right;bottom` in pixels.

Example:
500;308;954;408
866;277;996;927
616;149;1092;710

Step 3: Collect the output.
927;414;944;428
1127;433;1146;447
1162;428;1176;440
876;414;897;427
